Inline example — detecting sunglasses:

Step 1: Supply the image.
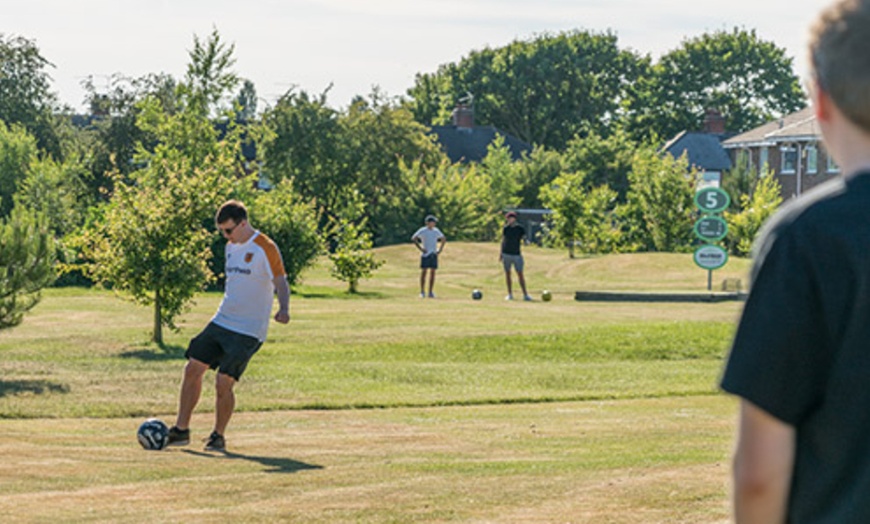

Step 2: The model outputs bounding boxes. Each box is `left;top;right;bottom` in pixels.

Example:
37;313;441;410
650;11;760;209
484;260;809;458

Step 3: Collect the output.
220;221;241;236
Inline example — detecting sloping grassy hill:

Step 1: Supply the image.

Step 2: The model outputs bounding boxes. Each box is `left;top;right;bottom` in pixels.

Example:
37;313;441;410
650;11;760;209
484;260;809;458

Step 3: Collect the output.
300;242;752;298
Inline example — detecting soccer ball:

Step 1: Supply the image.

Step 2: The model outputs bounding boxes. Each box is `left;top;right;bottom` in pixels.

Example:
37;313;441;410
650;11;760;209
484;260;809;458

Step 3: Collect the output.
541;290;552;302
137;418;170;450
471;289;483;300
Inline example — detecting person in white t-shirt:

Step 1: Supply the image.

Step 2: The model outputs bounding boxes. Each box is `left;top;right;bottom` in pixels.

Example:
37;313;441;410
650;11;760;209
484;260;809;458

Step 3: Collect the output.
411;215;446;298
166;200;290;451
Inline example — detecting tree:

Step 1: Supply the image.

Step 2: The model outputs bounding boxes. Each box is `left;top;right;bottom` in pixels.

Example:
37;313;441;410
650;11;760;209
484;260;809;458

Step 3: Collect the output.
235;79;258;121
0;34;62;158
184;28;239;116
626;28;806;141
626;148;697;252
561;127;638;201
725;173;782;256
81;72;180;199
721;150;760;212
329;217;384;293
407;30;644;150
480;135;520;211
339;89;444;244
514;146;562;209
0;207;55;329
79;30;252;345
251;180;323;287
540;171;587;258
261;88;344;212
0;121;38;218
395;158;498;242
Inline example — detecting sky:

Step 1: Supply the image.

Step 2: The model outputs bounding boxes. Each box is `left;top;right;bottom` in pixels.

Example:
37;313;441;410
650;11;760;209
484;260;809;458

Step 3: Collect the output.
3;0;832;112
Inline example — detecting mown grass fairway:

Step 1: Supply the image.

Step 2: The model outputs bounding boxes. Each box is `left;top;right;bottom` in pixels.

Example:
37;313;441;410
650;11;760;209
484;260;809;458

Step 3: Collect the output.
0;243;747;522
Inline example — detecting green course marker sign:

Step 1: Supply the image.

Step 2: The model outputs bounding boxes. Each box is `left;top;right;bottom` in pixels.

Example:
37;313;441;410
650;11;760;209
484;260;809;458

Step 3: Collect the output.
695;187;731;214
694;215;729;242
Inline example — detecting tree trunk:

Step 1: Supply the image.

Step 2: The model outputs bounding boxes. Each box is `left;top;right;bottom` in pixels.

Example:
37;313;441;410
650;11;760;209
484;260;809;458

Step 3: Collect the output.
153;288;163;346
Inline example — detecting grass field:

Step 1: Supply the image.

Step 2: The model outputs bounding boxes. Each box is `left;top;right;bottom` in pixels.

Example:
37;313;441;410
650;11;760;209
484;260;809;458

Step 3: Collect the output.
0;243;749;523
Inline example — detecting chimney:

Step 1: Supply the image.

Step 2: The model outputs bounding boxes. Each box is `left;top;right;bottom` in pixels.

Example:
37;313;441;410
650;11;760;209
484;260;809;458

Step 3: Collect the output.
452;104;474;129
703;108;726;134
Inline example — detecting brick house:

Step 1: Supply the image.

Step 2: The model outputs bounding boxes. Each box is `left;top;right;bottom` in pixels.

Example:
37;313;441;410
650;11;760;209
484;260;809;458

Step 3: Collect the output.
721;107;839;199
662;109;734;188
429;103;532;163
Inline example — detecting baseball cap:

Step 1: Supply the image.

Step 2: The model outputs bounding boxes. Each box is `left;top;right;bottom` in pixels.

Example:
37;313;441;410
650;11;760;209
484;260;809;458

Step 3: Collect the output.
425;214;438;223
505;211;517;219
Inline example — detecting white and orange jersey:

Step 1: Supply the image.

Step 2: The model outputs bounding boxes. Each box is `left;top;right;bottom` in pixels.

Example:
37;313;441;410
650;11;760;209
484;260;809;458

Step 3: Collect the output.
212;231;286;341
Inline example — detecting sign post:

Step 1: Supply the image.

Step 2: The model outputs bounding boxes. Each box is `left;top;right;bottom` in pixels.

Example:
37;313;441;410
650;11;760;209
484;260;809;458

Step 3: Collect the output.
693;187;730;291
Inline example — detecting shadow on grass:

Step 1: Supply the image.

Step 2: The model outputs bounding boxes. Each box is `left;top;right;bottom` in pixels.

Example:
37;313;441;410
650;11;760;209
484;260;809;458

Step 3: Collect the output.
182;449;323;473
0;379;69;397
292;286;385;300
120;344;186;361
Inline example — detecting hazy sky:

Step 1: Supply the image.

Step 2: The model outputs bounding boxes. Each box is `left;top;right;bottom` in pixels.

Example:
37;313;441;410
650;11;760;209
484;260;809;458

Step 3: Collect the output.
3;0;832;111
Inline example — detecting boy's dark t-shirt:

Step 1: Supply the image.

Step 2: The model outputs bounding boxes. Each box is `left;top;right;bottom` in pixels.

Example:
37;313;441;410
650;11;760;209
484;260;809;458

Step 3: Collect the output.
721;172;870;523
502;224;525;255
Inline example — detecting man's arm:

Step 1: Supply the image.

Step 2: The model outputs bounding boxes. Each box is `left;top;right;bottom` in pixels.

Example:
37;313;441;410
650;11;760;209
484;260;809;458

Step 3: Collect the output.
273;275;290;324
437;236;446;254
732;399;796;524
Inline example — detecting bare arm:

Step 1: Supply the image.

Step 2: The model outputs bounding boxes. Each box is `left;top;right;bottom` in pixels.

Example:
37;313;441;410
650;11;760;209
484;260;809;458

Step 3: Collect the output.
273;275;290;324
437;236;446;254
732;399;796;524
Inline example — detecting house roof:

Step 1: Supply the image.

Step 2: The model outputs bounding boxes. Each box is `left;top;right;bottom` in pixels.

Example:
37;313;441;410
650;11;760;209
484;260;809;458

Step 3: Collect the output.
662;131;733;172
430;125;532;163
723;107;819;147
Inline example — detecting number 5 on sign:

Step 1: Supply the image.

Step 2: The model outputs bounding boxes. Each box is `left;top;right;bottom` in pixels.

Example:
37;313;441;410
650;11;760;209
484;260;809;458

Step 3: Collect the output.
694;187;730;214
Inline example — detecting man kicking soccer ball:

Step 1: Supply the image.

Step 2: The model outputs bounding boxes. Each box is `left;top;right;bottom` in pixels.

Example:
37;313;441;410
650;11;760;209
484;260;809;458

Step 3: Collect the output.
167;200;290;451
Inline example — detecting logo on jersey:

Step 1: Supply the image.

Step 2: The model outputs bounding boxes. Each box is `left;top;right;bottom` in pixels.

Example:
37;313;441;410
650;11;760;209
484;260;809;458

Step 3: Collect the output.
245;252;254;263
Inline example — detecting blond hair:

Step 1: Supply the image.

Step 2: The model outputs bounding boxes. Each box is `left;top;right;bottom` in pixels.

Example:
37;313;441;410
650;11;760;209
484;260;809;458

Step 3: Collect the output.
810;0;870;132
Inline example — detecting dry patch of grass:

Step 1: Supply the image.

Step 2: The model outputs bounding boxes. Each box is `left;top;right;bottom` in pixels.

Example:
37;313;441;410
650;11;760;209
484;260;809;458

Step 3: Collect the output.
0;395;735;523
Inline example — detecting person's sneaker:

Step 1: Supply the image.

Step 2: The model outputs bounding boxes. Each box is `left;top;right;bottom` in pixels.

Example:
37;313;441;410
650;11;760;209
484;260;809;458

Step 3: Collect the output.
167;426;190;447
523;295;533;301
428;292;436;298
505;294;514;301
204;431;226;451
420;292;426;298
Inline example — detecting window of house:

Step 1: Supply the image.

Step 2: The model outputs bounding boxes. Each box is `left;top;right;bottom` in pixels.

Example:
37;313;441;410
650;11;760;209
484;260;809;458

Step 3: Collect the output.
828;154;840;173
806;144;818;175
759;147;769;176
781;145;797;175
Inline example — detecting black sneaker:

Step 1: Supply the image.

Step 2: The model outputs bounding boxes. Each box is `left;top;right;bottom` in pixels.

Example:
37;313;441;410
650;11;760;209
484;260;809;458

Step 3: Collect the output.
167;426;190;446
204;431;226;451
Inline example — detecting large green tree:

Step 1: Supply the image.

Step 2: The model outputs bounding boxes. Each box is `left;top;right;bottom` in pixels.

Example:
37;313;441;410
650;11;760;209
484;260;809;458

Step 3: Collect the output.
625;148;698;252
79;30;252;345
0;34;63;158
407;30;644;150
626;28;805;141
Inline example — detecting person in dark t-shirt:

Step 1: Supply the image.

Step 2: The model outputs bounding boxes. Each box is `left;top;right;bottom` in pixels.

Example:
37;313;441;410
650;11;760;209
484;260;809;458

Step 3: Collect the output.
721;2;870;522
500;211;531;301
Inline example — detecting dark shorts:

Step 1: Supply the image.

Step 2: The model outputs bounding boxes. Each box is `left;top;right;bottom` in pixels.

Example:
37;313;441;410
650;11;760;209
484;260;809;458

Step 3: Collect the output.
185;322;262;381
421;252;438;269
502;253;524;272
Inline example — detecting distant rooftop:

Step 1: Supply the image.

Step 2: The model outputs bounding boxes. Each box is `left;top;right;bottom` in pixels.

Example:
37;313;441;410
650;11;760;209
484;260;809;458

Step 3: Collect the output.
662;131;733;172
723;107;818;147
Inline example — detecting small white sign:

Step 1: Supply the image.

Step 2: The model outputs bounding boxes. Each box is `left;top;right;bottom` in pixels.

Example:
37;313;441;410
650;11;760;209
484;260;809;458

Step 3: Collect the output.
693;245;728;270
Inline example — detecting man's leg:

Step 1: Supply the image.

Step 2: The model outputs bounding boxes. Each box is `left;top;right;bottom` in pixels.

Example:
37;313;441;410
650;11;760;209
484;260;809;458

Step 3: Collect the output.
175;358;209;430
517;270;529;297
214;372;237;437
419;268;427;295
504;269;513;298
428;269;437;295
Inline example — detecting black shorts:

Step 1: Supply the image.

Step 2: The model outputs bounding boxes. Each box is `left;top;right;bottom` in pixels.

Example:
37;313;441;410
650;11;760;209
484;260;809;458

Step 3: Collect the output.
421;253;438;269
185;322;263;381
